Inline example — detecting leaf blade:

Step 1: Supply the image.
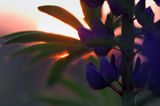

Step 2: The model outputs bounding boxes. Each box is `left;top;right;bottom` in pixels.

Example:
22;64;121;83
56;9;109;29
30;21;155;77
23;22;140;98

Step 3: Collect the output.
38;6;83;30
34;95;85;106
1;31;81;45
47;48;90;86
60;79;95;101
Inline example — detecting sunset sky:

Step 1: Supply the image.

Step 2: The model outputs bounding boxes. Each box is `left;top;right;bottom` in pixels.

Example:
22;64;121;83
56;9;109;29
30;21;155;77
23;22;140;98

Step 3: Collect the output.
0;0;160;38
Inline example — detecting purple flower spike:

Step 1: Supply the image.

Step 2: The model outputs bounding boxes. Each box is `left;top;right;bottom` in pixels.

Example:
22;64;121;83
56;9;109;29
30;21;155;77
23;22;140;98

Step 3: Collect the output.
77;19;114;56
100;57;118;83
141;32;160;96
154;0;160;6
83;0;104;8
86;63;110;90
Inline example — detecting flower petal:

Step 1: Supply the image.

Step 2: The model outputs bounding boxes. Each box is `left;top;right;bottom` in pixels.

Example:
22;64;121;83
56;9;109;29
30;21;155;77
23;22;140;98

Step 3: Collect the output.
100;57;118;83
77;27;93;46
91;19;109;38
134;57;141;72
135;6;154;27
154;0;160;6
135;0;145;12
86;62;109;90
133;64;150;88
94;47;109;56
83;0;104;8
107;0;126;16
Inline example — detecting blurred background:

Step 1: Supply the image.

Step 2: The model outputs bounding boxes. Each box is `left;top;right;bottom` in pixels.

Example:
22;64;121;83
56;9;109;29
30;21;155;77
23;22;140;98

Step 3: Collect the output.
0;0;160;106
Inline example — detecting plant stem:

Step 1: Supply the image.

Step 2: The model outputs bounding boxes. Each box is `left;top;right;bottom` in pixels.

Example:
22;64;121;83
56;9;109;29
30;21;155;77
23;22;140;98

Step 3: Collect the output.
120;0;136;106
122;91;135;106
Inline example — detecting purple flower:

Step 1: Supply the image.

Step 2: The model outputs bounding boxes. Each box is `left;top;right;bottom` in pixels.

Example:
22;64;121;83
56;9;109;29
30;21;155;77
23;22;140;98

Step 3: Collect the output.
135;0;154;27
107;0;126;16
78;19;114;56
133;57;150;88
86;57;118;90
137;27;160;95
100;57;118;82
82;0;104;8
154;0;160;6
143;36;160;95
133;14;160;95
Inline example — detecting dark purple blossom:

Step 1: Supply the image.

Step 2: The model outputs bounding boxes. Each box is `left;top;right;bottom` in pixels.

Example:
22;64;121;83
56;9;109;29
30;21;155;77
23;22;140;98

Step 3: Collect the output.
86;57;118;90
83;0;104;8
100;57;118;83
107;0;126;16
154;0;160;6
135;23;160;95
77;19;114;56
135;0;154;27
86;62;110;90
133;3;160;94
142;36;160;95
133;57;150;88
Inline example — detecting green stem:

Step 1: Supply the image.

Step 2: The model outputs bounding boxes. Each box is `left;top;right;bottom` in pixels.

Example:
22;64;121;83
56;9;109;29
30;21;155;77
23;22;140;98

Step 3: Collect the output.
120;0;136;106
122;91;135;106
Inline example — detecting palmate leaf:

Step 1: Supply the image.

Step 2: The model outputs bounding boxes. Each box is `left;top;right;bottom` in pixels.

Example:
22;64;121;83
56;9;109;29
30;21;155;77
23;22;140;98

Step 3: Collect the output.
1;31;81;45
59;79;95;102
38;6;83;30
34;95;85;106
47;48;90;87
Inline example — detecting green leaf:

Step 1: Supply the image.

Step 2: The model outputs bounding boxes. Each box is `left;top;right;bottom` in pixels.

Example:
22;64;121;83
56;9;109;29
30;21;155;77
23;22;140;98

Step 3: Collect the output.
38;6;83;30
2;31;81;45
33;95;85;106
12;43;76;57
46;57;71;86
60;79;95;101
80;0;102;27
29;51;55;64
47;48;90;87
96;88;122;106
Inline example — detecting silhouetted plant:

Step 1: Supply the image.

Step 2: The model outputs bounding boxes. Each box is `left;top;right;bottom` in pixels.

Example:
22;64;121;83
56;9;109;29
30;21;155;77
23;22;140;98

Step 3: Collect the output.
1;0;160;106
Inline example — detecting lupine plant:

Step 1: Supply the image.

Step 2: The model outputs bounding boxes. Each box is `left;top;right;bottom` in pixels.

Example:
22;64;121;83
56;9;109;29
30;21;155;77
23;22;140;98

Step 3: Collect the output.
1;0;160;106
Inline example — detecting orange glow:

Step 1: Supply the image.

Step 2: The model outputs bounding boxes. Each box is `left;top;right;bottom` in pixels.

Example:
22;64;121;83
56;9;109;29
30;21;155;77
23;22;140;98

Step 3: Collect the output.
52;51;69;60
0;0;159;37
